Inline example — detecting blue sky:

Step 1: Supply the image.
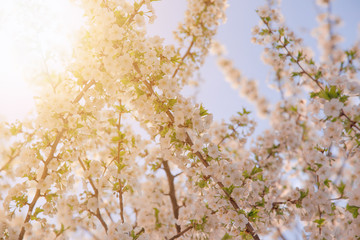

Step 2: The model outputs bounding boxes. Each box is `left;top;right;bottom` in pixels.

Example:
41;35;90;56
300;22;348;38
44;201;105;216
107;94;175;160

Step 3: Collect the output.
148;0;360;134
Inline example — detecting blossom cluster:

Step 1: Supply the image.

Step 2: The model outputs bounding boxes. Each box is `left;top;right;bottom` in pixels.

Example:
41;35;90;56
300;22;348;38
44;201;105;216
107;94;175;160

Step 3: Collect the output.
0;0;359;240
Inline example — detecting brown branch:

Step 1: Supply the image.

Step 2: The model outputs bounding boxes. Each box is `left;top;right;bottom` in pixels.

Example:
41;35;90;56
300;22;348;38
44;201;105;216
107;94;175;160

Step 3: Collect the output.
78;158;108;233
276;227;287;240
1;150;20;172
133;70;261;239
217;123;241;146
262;20;324;91
105;207;114;223
134;48;260;240
18;62;101;239
133;63;174;123
162;160;181;233
117;101;125;224
72;79;96;104
1;131;36;172
133;208;139;228
172;37;195;79
340;109;360;132
17;5;151;237
134;228;145;240
18;129;65;240
271;199;298;211
262;17;360;135
121;0;145;27
70;2;146;105
184;132;260;240
168;226;193;240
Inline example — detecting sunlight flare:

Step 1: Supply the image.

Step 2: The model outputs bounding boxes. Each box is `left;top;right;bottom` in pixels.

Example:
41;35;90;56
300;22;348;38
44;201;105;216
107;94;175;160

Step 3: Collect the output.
0;0;84;121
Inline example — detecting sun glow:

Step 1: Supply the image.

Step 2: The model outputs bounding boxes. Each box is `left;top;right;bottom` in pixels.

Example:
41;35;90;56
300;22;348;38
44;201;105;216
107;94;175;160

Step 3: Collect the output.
0;0;84;121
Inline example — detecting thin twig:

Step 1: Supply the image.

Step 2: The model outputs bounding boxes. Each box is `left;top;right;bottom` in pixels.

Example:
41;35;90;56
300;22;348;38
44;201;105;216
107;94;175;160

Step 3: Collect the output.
262;20;324;91
117;100;125;224
340;109;360;132
72;79;96;104
172;37;195;79
168;226;193;240
78;158;108;233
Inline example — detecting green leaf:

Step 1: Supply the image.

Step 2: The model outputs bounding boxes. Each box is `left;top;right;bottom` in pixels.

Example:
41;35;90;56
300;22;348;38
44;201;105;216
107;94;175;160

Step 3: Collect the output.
297;51;303;61
346;204;360;218
314;71;322;80
108;118;117;126
197;179;208;188
154;208;162;229
115;104;128;113
283;37;289;46
221;233;232;240
46;193;58;202
251;166;263;175
259;28;270;36
299;189;309;200
242;170;250;179
318;88;331;100
135;86;145;96
313;218;325;227
10;123;22;135
237;108;251;116
324;179;331;188
336;182;345;196
339;95;349;103
317;85;342;101
291;72;302;77
34;207;44;218
278;28;284;36
111;136;121;142
160;126;169;138
255;198;265;207
167;98;177;108
58;163;69;175
256;174;264;181
131;136;136;147
170;55;180;63
290;105;298;113
134;2;139;10
223;185;235;195
328;85;340;98
95;82;104;94
12;195;28;208
247;208;259;222
200;104;208;116
310;91;319;98
54;223;66;237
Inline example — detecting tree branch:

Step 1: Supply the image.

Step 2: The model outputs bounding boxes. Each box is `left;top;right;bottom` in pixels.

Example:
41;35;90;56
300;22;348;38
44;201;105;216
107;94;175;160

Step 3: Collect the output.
172;37;195;79
78;158;108;233
117;101;125;224
134;45;260;240
168;226;193;240
72;79;96;104
162;160;181;233
262;20;324;91
18;129;65;240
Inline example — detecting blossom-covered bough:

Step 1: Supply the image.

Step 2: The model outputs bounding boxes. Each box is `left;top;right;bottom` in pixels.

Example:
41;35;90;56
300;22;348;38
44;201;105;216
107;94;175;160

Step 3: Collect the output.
0;0;359;239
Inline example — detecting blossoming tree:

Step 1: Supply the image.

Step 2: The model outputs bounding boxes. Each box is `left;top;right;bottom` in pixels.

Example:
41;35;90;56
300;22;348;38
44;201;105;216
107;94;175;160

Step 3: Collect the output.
0;0;359;239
